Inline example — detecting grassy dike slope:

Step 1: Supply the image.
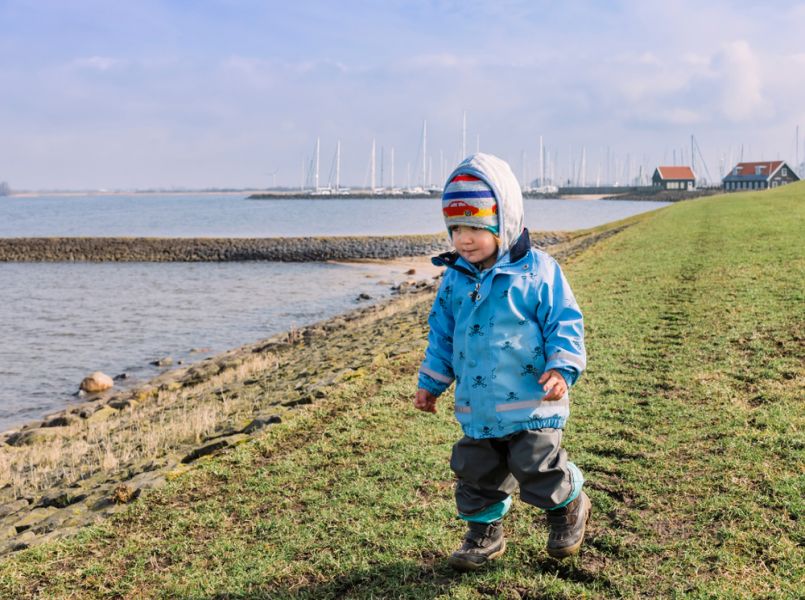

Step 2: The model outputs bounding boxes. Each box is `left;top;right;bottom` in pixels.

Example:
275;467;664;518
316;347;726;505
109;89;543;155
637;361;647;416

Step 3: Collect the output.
1;184;803;598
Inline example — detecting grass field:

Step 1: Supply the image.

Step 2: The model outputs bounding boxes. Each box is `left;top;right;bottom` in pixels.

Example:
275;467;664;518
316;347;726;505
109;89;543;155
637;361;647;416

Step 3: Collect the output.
0;183;803;599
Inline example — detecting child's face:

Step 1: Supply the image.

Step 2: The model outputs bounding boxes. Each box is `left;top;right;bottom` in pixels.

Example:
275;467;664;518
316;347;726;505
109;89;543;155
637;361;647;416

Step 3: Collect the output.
451;226;498;269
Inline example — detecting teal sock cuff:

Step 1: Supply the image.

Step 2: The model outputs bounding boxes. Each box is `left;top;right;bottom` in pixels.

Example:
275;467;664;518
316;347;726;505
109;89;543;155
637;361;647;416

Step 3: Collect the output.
548;462;585;511
459;496;512;523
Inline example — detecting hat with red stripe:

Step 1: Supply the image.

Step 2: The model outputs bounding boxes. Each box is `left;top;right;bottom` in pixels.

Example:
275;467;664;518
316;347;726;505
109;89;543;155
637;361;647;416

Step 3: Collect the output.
441;174;499;236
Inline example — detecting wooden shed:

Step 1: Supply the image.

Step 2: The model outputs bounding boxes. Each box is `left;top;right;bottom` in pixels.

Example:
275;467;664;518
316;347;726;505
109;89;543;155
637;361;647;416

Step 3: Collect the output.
652;166;696;191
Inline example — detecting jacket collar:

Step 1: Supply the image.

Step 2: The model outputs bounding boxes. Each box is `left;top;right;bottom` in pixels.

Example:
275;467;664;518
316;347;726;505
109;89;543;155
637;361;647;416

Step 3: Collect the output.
432;228;531;276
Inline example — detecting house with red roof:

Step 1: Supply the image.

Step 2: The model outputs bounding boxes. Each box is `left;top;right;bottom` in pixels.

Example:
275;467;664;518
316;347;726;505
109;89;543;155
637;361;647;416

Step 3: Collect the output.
652;166;696;191
722;161;800;191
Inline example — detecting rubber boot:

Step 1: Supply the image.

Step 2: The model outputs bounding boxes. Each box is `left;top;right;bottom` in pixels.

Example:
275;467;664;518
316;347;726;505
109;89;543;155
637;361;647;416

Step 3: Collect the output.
545;491;591;559
447;520;506;571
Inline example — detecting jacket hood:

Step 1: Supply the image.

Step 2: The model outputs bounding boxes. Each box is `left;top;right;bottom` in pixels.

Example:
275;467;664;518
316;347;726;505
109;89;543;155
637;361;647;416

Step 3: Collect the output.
443;153;524;258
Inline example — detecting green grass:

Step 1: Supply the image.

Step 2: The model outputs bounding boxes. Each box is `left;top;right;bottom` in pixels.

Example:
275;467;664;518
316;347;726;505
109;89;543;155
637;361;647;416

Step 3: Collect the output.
1;184;803;598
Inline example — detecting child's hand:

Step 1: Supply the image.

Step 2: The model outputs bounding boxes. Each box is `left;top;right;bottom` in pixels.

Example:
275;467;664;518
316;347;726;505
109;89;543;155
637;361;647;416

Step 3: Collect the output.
538;369;567;401
414;388;438;413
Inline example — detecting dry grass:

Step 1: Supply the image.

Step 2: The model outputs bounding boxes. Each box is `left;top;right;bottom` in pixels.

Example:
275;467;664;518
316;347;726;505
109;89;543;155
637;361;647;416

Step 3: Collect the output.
0;351;280;499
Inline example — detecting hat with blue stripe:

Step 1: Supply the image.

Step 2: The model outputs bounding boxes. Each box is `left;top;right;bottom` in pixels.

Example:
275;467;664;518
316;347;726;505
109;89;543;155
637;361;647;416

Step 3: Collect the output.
442;174;499;236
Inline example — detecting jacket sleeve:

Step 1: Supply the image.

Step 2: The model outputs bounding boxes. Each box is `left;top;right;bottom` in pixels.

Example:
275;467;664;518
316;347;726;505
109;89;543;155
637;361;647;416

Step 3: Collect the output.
418;275;456;396
535;257;586;385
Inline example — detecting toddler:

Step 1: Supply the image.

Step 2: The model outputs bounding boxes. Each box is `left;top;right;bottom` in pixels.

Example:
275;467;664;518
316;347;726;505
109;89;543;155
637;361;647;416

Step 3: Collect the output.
414;153;590;570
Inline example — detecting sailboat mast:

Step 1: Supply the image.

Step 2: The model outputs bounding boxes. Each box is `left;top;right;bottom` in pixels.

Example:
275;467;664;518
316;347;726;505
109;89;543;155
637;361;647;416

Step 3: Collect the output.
315;137;320;191
422;120;427;188
691;134;695;175
539;135;544;187
391;147;395;190
371;138;376;192
335;140;341;192
581;146;587;187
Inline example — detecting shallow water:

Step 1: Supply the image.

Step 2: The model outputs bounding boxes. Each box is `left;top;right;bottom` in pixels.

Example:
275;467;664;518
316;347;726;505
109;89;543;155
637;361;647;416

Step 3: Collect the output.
0;194;669;237
0;260;403;432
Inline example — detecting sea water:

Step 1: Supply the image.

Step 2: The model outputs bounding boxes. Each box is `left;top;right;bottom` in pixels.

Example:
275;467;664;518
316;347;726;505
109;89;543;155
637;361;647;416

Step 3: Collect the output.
0;194;670;431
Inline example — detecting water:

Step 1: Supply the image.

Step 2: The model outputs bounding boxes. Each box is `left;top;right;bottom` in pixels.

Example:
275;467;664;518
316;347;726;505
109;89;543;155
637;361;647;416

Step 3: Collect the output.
0;260;403;432
0;193;671;432
0;193;669;237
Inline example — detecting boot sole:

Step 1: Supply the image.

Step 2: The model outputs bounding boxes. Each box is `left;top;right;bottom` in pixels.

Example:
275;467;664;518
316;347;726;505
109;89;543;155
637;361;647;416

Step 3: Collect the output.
447;539;506;571
547;495;591;559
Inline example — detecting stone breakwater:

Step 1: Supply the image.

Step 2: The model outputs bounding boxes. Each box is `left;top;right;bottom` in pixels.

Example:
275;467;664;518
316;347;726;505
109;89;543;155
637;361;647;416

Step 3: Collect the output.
0;235;448;262
0;226;622;555
0;232;570;262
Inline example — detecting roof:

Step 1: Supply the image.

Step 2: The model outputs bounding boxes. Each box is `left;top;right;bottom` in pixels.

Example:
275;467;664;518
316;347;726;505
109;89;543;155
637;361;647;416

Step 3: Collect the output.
655;166;695;180
722;161;783;182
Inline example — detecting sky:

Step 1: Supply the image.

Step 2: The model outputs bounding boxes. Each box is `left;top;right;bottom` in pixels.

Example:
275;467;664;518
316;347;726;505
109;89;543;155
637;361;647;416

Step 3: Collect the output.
1;0;804;190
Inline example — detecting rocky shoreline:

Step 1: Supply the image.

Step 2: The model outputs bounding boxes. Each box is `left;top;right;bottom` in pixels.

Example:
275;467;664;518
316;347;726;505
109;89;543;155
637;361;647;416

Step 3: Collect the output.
0;226;624;556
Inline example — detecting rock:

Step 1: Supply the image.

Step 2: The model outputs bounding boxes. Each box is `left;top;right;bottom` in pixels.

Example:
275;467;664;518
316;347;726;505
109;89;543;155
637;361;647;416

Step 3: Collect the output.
7;427;69;447
35;491;87;509
31;510;72;535
80;371;114;393
283;396;313;408
124;470;167;492
181;434;250;464
242;415;282;434
134;387;157;402
0;499;30;519
12;507;57;534
113;373;128;381
8;530;36;551
84;406;117;424
150;356;173;367
405;268;416;275
356;292;372;301
108;398;138;410
42;414;77;428
111;484;140;504
189;347;211;355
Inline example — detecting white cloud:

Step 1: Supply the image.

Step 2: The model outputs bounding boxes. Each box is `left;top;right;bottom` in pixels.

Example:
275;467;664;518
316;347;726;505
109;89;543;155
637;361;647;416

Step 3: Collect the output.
714;40;767;122
70;56;124;71
397;53;476;70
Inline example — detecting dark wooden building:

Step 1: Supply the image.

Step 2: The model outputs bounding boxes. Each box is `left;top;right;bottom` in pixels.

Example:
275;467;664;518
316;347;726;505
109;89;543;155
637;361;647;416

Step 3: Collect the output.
722;161;800;191
652;166;696;191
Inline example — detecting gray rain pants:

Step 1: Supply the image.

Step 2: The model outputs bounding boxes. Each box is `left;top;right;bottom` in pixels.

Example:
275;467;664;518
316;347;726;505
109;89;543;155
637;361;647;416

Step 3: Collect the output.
450;428;584;521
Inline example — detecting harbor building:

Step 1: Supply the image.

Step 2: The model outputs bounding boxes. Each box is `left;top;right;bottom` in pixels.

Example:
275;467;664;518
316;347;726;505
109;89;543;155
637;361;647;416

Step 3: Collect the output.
652;166;696;191
722;161;800;191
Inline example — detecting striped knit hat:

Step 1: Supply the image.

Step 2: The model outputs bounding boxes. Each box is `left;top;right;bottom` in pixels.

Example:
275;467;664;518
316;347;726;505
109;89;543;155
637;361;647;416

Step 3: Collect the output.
441;173;499;236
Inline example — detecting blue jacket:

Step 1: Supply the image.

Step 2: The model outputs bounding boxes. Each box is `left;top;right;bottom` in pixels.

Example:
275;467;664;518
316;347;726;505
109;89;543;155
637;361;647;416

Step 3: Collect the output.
418;153;586;439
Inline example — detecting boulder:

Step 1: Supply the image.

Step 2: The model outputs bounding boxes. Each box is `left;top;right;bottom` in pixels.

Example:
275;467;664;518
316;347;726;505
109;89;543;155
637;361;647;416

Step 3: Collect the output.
150;357;173;367
80;371;114;393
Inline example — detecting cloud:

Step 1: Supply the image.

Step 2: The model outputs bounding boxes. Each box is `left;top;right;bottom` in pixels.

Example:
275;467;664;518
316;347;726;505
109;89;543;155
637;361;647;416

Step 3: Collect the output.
69;56;124;71
714;40;767;122
397;53;476;70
